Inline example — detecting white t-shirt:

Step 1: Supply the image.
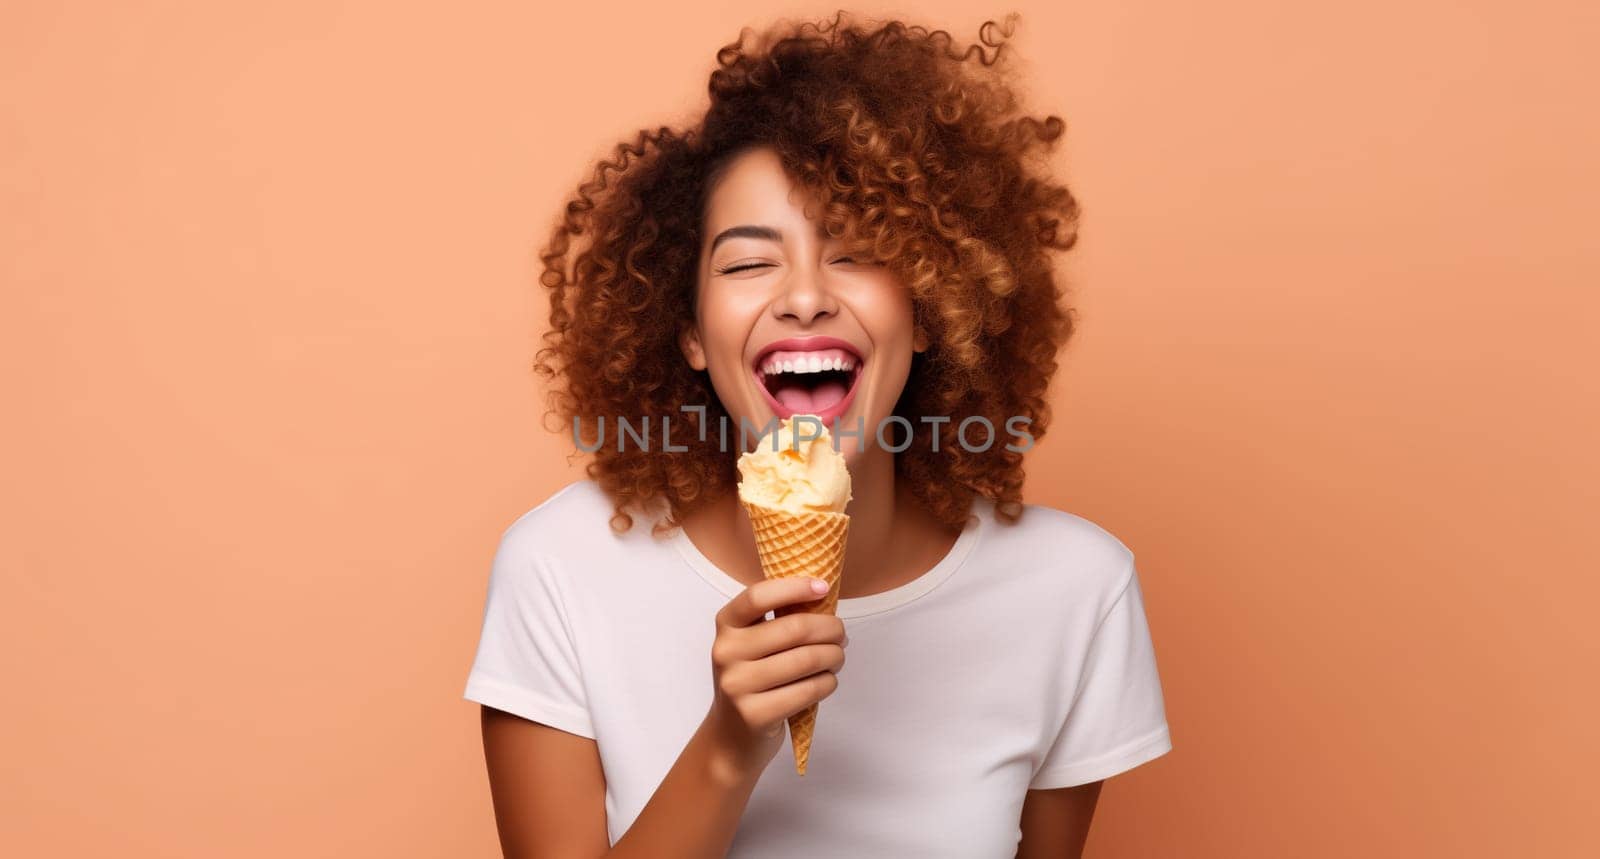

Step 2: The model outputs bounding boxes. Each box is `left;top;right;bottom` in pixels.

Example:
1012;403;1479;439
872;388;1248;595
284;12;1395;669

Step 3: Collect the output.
463;479;1171;857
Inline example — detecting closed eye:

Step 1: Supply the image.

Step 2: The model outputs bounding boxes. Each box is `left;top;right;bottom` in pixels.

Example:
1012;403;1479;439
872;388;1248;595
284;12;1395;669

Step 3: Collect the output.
714;262;773;274
713;257;878;275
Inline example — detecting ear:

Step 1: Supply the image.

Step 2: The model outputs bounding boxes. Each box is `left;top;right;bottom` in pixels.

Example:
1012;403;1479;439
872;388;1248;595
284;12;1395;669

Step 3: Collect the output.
912;324;929;354
679;322;708;370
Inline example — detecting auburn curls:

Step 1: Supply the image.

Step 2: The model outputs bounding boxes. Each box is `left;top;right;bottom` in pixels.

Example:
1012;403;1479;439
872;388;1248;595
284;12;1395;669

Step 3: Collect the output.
533;12;1080;535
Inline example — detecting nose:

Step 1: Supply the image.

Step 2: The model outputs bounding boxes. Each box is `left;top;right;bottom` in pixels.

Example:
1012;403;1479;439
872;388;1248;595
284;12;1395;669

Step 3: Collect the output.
771;259;838;325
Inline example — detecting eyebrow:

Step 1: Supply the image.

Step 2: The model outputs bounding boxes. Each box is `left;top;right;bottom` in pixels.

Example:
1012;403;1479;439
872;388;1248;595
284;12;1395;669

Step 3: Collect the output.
708;223;831;254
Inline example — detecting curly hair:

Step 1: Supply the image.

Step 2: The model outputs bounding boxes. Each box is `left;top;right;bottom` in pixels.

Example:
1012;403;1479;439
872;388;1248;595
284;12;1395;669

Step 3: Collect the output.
533;11;1080;535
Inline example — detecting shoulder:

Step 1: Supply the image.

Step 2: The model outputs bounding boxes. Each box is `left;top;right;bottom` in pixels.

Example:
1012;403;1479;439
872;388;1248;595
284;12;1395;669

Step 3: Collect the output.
975;498;1138;609
500;479;617;536
494;479;644;567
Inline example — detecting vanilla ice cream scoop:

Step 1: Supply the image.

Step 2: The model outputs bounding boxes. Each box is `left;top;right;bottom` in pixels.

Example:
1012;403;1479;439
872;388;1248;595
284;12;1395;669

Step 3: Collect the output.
736;416;852;514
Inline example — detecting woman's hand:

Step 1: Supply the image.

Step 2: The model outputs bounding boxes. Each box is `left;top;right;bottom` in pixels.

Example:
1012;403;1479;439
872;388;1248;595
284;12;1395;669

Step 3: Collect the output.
703;576;849;780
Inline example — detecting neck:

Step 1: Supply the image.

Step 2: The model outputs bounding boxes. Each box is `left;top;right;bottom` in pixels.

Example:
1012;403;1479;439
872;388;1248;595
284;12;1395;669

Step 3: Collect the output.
834;441;901;596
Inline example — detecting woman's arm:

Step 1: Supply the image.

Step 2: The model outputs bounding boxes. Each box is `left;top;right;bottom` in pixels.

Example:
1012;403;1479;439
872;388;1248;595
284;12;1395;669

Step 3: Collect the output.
481;707;609;857
1015;781;1103;859
478;575;846;858
480;705;764;859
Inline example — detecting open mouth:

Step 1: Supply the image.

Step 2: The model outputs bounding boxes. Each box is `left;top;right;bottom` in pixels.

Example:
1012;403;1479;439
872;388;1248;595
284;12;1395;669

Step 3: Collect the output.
751;337;864;424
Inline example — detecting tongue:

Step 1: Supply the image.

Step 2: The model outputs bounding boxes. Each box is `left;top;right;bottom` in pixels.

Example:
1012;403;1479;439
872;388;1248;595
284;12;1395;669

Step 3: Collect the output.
771;378;849;413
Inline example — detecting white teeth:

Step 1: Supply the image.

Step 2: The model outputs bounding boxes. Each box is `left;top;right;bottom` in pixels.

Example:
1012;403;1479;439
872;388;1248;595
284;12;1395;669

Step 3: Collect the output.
758;352;863;376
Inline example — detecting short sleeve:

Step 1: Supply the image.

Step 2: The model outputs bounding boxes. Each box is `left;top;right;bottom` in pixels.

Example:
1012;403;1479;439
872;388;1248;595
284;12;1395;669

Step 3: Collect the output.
462;530;595;739
1029;559;1172;789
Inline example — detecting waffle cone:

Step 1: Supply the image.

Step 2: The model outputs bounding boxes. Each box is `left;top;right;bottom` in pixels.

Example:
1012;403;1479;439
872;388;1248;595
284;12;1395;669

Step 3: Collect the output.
740;499;850;776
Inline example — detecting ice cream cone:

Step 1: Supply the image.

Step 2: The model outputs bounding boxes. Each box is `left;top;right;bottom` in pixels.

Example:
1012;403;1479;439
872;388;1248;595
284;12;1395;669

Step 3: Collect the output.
740;498;850;776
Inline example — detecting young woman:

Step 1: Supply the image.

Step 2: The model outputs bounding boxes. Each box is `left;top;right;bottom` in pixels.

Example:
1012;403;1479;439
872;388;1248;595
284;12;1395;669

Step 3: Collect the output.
464;14;1171;858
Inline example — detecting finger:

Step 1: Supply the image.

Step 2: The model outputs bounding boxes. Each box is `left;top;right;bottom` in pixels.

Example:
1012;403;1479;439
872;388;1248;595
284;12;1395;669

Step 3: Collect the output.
721;643;845;696
716;576;831;629
723;612;846;662
741;670;841;726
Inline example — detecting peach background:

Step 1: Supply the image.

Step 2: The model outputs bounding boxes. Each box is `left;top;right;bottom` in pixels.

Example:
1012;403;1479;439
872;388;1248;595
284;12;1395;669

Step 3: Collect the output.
3;1;1595;856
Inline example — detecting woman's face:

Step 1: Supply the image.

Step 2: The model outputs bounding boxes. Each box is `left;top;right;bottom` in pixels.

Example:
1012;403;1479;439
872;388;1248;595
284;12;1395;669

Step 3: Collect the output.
681;146;922;460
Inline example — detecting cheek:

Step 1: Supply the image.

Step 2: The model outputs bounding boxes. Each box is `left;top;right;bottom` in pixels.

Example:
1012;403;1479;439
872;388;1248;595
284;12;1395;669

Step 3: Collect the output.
857;286;917;354
693;283;766;377
849;285;917;407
